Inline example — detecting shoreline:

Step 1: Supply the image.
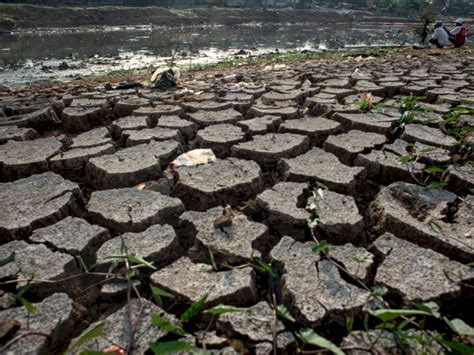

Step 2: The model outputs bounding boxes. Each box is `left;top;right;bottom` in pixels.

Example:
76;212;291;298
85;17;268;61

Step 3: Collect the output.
0;4;413;32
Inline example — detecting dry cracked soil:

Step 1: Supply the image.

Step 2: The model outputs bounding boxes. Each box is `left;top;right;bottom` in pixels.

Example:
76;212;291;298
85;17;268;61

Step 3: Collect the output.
0;47;473;354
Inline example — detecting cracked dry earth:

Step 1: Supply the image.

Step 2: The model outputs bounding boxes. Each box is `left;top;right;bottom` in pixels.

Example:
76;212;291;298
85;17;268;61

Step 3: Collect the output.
0;49;473;354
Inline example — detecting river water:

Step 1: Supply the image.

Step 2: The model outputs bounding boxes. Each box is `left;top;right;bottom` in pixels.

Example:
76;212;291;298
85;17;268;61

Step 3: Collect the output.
0;22;419;85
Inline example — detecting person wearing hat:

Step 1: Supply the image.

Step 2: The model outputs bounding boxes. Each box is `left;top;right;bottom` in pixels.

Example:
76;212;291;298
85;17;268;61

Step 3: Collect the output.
449;18;468;48
429;21;450;48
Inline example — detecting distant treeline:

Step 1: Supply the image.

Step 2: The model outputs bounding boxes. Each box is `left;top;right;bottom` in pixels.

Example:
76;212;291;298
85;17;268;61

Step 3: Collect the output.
0;0;471;12
0;0;306;6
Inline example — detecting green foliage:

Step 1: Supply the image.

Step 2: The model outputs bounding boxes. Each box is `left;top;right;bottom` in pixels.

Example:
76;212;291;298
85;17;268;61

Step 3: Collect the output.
151;286;174;308
398;94;425;113
152;313;187;336
276;304;295;323
0;252;15;267
66;324;104;353
399;155;414;163
358;98;371;111
424;166;445;175
252;258;277;278
205;304;244;315
296;328;344;355
312;240;331;254
149;341;196;354
370;308;432;322
371;285;388;298
180;294;208;323
444;317;474;336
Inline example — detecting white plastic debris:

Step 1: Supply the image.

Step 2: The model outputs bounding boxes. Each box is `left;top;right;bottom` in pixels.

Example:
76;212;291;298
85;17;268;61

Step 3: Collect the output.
169;149;217;171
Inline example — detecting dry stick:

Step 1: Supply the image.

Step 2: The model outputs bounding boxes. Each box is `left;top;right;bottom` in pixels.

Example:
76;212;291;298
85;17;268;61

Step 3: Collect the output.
124;259;134;355
0;331;50;353
271;292;278;355
0;272;124;286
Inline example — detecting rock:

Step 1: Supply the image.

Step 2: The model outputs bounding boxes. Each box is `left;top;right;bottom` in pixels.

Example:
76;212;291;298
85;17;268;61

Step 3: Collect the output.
354;149;425;184
187;108;243;127
384;139;451;166
95;224;180;270
0;107;60;131
0;172;82;241
341;329;441;354
180;206;269;264
322;87;356;99
261;90;307;105
231;133;309;167
329;244;374;284
0;126;38;144
86;140;180;189
193;331;228;349
50;143;116;177
100;279;141;300
246;106;300;120
371;233;471;304
122;127;182;147
278;147;365;195
173;158;264;211
0;240;76;291
217;302;286;344
133;104;184;118
182;101;233;112
445;164;474;195
332;112;398;134
150;257;257;307
278;116;343;145
69;98;110;109
70;126;112;149
156;115;198;140
416;102;451;115
370;182;473;263
61;106;108;133
113;97;150;117
86;188;184;233
72;298;175;354
196;124;246;158
256;182;309;239
379;81;405;96
307;189;364;243
110;115;150;139
29;217;110;265
236;115;282;135
0;318;20;339
0;136;64;181
320;78;351;88
412;110;444;127
270;236;370;327
323;130;386;165
402;124;458;153
0;293;76;354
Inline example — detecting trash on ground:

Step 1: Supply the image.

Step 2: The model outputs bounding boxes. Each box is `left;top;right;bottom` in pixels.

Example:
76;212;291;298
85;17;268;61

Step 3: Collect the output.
169;149;217;171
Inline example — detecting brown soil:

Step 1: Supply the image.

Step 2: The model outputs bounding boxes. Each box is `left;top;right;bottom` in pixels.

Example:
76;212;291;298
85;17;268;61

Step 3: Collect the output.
0;4;411;32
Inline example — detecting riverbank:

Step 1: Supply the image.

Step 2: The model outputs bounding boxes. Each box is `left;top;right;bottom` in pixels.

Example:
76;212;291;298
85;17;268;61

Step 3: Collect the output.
0;4;410;32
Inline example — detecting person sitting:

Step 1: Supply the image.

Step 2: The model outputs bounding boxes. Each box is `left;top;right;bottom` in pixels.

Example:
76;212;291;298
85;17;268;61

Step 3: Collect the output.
429;21;450;48
449;18;468;48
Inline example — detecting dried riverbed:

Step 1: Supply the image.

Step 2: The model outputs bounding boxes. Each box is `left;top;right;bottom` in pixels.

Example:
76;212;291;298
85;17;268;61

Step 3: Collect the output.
0;47;473;353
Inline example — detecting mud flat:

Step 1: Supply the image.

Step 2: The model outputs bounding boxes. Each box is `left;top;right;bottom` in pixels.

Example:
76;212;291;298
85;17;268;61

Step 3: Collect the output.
0;47;473;353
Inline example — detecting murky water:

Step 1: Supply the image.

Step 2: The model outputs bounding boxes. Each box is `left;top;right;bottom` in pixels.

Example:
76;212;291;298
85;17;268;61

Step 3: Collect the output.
0;22;419;85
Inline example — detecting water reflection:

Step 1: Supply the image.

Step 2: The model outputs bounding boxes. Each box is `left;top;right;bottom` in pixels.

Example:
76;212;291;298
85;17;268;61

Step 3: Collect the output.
1;22;416;65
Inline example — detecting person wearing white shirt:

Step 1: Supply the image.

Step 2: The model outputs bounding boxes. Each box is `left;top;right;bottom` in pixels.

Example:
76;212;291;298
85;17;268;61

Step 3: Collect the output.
429;21;450;48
